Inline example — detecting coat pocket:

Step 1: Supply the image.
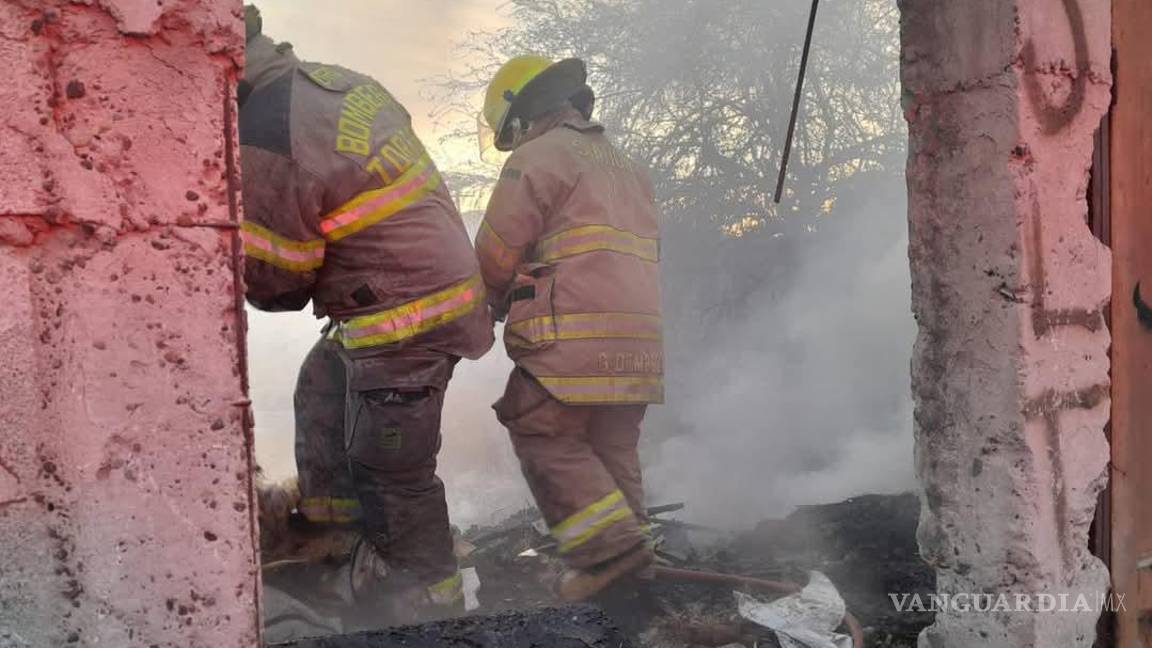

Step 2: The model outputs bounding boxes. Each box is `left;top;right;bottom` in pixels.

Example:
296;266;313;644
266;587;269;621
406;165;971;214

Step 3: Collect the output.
503;263;558;355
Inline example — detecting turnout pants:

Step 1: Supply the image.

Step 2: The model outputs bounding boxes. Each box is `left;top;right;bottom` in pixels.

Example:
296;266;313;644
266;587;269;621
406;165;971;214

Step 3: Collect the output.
495;368;649;569
294;335;460;596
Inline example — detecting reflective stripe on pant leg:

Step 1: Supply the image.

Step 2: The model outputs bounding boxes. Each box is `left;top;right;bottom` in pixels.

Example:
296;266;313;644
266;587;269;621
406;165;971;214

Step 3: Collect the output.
587;404;651;548
426;571;463;605
551;489;636;555
299;496;362;524
500;372;646;567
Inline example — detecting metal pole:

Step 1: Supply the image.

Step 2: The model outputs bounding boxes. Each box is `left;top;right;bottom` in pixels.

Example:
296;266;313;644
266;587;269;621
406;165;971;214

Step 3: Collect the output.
774;0;821;204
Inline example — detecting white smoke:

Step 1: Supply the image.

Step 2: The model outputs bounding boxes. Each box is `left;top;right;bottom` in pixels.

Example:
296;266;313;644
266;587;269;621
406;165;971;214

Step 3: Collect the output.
247;309;319;482
643;187;916;528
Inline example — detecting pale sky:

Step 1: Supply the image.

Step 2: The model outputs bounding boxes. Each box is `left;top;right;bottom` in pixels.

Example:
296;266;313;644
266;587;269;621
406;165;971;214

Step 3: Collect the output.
247;1;533;527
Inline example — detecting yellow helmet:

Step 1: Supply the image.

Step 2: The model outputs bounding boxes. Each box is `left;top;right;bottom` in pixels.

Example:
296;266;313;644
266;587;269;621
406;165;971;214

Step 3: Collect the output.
482;56;591;152
483;56;553;150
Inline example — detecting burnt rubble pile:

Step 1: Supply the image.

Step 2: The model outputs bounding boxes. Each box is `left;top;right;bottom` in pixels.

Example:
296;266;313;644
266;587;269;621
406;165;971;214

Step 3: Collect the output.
265;492;934;647
724;493;935;646
460;492;934;647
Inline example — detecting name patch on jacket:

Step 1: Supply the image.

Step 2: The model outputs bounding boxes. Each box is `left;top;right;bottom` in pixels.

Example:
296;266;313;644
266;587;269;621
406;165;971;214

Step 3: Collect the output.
336;83;401;156
598;351;663;374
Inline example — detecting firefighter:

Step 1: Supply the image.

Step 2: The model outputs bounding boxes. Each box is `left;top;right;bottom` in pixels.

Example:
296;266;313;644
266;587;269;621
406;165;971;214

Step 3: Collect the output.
238;6;493;621
475;56;664;601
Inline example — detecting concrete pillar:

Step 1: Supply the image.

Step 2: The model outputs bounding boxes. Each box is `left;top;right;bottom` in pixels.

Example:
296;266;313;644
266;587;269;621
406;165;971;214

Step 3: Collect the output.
900;0;1112;646
0;1;259;646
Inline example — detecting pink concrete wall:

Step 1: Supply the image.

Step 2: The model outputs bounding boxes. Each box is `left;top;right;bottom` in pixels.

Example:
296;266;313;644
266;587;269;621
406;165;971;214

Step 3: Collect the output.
0;1;260;645
902;0;1112;645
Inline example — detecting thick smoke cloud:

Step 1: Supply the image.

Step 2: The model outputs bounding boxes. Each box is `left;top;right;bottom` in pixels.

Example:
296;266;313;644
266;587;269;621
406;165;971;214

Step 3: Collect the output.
643;185;916;528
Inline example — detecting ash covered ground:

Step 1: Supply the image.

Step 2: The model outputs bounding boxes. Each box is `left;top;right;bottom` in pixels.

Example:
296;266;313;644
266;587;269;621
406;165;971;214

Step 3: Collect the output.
269;493;934;648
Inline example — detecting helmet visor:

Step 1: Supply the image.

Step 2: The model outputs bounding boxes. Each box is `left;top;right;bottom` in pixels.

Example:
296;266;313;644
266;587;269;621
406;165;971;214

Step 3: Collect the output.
476;110;511;163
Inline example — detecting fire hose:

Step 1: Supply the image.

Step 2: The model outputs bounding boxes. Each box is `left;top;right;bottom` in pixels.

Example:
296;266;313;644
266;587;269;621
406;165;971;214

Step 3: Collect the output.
652;565;866;648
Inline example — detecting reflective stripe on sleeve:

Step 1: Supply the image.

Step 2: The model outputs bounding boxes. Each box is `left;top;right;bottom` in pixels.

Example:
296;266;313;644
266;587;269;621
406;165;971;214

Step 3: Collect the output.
241;222;326;272
476;221;518;273
321;154;442;242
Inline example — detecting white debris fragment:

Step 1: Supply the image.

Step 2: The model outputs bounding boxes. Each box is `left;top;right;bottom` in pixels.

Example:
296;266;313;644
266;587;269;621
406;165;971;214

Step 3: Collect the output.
735;571;853;648
461;567;482;612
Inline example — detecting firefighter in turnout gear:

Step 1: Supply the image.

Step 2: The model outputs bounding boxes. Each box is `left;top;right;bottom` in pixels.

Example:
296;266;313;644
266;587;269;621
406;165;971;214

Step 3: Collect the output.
238;6;493;621
476;56;664;601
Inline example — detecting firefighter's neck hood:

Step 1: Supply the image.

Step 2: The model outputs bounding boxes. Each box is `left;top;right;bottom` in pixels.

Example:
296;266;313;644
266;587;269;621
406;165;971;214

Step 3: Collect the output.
516;105;602;149
240;34;298;106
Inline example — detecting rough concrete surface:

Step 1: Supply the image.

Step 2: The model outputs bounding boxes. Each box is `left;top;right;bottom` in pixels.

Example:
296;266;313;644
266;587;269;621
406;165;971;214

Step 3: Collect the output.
0;1;259;646
900;0;1112;646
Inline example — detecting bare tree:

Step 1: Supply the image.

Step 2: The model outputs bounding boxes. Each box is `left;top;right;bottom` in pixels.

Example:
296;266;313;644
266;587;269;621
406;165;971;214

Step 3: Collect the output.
434;1;901;220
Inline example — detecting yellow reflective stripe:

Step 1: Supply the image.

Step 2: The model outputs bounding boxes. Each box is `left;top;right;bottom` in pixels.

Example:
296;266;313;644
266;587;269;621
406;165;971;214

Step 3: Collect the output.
321;154;442;242
299;496;362;524
427;571;464;604
560;508;632;554
476;221;517;273
339;275;484;349
507;312;662;345
536;375;664;404
551;490;635;554
552;488;626;539
538;225;658;263
241;221;325;272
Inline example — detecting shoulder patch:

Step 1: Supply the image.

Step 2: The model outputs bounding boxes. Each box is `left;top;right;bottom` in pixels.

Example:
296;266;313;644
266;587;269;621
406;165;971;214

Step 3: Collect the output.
299;63;354;92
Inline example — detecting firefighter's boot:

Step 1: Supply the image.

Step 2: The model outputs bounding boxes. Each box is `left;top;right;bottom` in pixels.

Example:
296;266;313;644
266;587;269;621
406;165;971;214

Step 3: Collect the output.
556;544;655;602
